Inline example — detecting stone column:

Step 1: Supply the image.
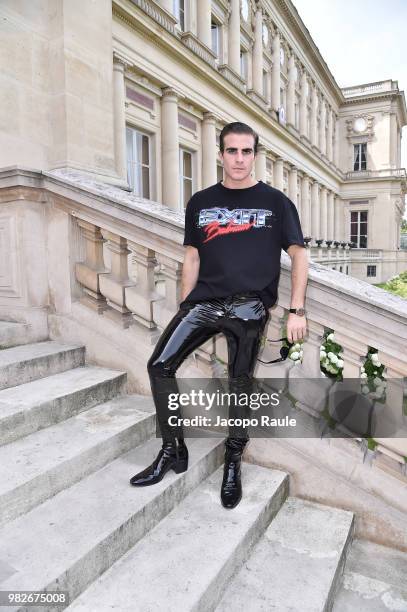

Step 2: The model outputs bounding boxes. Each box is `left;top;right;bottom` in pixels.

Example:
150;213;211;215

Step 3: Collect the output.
271;30;281;113
255;144;267;181
287;52;296;127
202;112;217;188
228;0;241;74
161;87;180;210
327;191;335;241
310;83;318;147
334;115;340;167
252;5;263;95
113;56;127;182
311;180;320;242
319;186;328;242
299;69;308;137
301;175;311;236
327;108;333;161
334;195;342;241
320;98;327;155
274;157;284;191
288;165;298;207
197;0;212;48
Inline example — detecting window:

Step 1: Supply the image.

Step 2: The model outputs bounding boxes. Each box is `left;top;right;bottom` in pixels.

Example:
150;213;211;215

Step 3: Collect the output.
240;49;248;81
339;266;343;273
346;265;349;275
179;148;194;208
350;211;368;248
211;20;220;57
353;143;367;171
173;0;185;31
367;265;376;277
217;164;223;183
126;127;150;198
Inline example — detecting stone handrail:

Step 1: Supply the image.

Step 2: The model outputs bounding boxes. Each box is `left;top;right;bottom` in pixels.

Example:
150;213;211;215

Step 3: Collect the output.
0;166;406;473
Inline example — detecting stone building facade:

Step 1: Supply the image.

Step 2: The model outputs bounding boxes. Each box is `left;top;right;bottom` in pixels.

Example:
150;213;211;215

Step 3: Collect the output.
1;0;406;282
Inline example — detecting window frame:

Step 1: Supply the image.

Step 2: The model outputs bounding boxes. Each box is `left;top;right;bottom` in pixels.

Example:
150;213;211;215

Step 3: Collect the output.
126;125;151;199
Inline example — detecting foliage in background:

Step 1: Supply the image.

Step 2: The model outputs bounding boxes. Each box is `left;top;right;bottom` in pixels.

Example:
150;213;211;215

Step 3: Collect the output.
375;271;407;299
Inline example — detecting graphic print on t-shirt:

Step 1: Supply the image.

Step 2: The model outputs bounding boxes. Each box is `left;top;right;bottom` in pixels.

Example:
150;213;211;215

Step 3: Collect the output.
198;207;275;243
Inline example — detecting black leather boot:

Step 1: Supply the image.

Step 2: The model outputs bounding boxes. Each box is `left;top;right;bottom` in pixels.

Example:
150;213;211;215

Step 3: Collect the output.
130;439;188;486
220;438;248;509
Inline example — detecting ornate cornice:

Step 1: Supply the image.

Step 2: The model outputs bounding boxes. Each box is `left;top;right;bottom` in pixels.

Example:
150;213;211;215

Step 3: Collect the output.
270;0;343;105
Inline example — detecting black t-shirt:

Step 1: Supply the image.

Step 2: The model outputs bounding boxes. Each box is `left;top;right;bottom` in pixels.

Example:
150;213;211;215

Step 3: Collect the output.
181;180;305;309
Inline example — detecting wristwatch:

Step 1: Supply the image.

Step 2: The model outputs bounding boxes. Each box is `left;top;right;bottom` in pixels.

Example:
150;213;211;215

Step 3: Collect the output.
289;307;306;316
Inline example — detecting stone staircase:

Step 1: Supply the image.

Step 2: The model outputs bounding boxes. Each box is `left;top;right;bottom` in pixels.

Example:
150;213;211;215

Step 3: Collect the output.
0;320;406;612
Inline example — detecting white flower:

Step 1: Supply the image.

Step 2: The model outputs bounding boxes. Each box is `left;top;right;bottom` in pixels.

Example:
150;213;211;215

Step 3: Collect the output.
337;359;344;368
320;350;327;359
327;352;334;360
361;366;365;373
290;351;300;360
360;372;368;379
373;388;384;399
375;361;382;368
371;353;379;363
327;333;334;342
373;377;382;387
294;343;301;351
361;385;370;394
299;350;303;358
330;354;338;364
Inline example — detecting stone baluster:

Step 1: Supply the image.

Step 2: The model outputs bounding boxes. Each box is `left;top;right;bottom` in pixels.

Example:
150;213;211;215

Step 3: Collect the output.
125;243;164;330
75;219;109;313
333;332;368;378
99;230;135;328
155;253;183;326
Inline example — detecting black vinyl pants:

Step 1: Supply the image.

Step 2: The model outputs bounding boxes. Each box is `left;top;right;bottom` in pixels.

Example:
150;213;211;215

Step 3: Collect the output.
147;291;270;448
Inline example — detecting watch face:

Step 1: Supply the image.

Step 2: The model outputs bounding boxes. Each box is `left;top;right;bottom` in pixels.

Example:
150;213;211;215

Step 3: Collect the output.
296;308;305;316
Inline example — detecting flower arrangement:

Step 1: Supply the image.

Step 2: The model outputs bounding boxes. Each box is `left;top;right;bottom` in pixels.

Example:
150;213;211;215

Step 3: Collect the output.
320;330;344;380
287;340;303;365
360;348;386;402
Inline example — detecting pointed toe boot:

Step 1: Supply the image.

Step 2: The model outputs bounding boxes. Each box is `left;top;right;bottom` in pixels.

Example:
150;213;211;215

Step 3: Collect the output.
220;438;248;509
130;440;188;487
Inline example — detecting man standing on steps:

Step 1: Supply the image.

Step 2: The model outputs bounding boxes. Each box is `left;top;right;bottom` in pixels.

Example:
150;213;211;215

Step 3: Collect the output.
130;121;308;509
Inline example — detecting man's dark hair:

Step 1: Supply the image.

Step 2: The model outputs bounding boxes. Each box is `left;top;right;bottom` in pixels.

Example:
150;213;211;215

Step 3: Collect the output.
219;122;259;154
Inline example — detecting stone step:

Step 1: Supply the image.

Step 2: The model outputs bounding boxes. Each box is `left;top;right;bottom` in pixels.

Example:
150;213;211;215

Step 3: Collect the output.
332;539;407;611
0;395;155;527
0;437;225;612
0;320;33;349
66;464;289;612
215;497;354;612
0;340;85;390
0;365;127;445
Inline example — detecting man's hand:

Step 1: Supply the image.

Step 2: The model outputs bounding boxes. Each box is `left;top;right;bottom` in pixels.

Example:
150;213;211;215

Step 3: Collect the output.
286;313;307;343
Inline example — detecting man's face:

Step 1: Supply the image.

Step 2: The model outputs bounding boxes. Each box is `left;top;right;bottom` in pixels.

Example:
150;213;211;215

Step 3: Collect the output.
219;133;256;183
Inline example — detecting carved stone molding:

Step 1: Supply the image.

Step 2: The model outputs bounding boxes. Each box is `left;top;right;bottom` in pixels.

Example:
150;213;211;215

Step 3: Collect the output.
345;114;375;142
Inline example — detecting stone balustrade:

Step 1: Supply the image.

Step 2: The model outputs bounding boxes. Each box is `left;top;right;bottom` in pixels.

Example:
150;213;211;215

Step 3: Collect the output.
0;166;406;478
